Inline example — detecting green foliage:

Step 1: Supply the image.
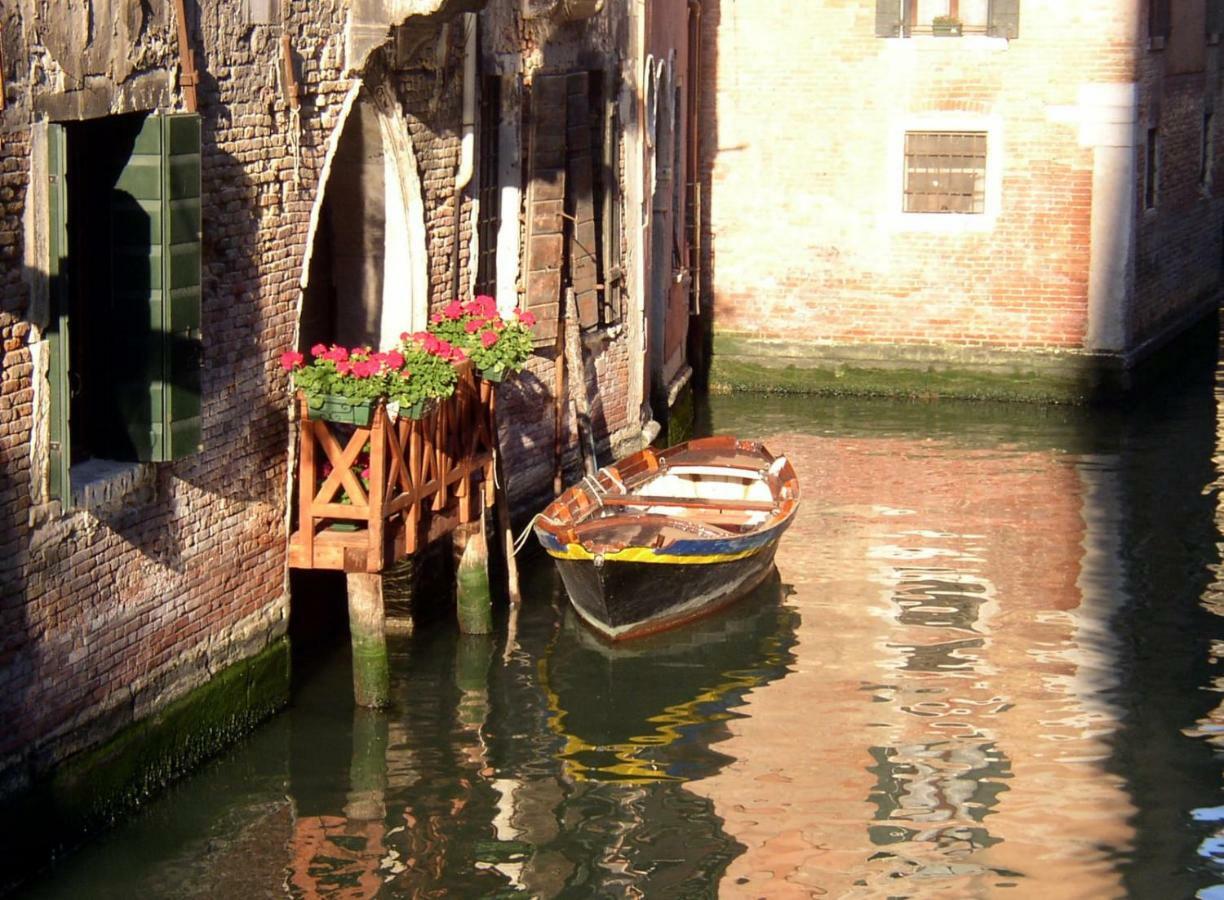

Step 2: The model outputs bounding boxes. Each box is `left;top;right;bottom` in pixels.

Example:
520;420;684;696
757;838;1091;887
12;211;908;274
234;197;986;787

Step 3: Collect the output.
281;342;457;413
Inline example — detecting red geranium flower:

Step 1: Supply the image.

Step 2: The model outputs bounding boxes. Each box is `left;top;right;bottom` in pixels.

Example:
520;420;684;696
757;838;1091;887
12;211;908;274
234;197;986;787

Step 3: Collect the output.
481;331;499;349
517;309;537;327
443;301;464;320
310;343;327;357
464;318;485;334
280;350;305;371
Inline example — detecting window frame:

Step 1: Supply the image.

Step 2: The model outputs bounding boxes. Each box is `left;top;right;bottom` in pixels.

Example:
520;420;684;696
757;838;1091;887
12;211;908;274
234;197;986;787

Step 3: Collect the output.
44;112;202;510
887;114;1003;234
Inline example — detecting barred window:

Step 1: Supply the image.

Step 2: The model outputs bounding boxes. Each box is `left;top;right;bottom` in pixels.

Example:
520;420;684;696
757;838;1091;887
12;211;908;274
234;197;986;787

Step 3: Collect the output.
903;131;987;214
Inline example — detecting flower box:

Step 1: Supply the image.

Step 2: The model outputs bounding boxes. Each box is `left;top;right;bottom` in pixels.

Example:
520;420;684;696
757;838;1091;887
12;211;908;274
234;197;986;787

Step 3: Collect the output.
306;394;379;426
478;365;507;383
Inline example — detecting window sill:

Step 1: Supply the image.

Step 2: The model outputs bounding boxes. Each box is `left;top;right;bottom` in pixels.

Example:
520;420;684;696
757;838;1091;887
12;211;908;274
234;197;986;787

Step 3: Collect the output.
886;211;998;234
881;35;1010;52
70;458;155;512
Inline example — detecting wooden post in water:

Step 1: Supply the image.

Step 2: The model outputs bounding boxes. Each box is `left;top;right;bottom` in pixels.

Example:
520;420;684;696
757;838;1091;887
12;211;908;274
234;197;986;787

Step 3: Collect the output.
491;385;522;660
346;572;390;708
456;519;493;634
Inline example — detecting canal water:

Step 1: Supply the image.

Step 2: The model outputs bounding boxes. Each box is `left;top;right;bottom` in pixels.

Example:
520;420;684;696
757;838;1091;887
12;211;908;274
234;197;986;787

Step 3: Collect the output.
19;355;1224;897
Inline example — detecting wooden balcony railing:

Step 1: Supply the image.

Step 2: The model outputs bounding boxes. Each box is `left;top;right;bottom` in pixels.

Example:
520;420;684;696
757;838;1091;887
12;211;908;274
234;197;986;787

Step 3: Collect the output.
287;362;497;573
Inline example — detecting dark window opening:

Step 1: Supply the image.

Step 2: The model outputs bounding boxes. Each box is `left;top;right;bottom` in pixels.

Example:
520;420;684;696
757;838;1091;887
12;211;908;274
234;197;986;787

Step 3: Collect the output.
1146;127;1160;209
63;112;152;463
903;131;987;214
1202;110;1214;188
475;76;501;298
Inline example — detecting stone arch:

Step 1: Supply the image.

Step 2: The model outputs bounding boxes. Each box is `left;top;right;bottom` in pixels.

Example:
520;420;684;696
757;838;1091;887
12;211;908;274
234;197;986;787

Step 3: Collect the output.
296;72;429;354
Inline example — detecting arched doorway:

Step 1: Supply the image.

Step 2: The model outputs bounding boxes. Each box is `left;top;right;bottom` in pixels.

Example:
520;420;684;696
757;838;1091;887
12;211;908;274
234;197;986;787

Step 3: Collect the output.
299;81;427;353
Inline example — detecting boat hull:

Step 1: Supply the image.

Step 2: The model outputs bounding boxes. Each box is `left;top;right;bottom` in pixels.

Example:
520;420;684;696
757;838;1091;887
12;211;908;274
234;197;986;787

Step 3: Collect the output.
534;435;800;642
552;540;782;642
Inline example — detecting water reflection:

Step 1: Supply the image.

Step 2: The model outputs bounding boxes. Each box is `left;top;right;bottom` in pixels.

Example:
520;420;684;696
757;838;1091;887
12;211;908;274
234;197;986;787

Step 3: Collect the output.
276;569;800;898
21;345;1224;898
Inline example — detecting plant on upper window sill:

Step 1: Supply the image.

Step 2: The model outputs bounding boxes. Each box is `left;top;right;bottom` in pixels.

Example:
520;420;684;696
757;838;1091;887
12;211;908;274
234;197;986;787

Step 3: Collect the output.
931;15;962;36
281;340;463;426
423;294;538;383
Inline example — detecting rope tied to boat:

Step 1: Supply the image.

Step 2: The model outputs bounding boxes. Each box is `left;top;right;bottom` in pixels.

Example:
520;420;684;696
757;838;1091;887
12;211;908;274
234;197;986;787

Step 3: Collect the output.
511;511;563;557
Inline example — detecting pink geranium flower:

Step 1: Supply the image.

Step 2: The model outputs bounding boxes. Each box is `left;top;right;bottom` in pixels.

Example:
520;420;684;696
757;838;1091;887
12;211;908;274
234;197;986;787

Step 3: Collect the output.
280;350;305;371
481;330;499;349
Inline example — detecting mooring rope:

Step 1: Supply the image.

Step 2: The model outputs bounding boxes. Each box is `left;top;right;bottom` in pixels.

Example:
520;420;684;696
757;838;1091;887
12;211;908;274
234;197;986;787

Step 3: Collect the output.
512;512;548;556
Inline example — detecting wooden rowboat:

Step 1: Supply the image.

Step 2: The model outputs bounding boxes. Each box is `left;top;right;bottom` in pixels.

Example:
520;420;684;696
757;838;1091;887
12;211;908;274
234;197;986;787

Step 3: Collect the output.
533;436;800;641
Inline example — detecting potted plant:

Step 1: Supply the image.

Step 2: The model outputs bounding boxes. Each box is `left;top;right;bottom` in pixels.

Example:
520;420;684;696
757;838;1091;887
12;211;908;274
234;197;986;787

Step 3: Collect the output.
280;341;460;425
931;14;962;35
423;294;537;382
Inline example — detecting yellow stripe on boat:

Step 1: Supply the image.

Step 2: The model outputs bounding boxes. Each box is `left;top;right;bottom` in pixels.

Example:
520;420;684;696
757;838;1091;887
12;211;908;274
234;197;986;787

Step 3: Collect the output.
547;543;760;564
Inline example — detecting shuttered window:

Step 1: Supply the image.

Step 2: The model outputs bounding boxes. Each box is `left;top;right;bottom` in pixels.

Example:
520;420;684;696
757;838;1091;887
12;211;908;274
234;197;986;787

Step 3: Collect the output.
523;70;619;344
875;0;1019;38
47;112;202;507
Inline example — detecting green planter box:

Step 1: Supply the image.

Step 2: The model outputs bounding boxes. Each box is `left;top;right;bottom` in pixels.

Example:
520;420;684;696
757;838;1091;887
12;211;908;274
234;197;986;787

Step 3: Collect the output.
306;394;378;426
478;365;508;383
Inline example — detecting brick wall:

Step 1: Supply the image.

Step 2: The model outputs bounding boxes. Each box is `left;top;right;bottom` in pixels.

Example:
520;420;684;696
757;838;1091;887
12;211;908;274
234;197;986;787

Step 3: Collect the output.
701;0;1221;361
0;0;650;797
0;1;483;794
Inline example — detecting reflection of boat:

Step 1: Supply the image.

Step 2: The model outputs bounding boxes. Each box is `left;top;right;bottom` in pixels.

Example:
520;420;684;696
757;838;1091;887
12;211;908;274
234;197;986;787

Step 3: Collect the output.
533;436;801;641
539;572;798;783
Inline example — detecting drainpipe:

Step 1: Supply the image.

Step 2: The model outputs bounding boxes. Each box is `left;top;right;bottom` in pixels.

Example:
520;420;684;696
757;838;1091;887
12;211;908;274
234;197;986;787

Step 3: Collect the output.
452;12;477;301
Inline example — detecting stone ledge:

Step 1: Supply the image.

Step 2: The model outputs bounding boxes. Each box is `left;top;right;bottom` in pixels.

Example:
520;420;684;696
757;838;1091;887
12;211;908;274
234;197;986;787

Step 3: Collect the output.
709;333;1126;404
0;638;291;894
69;458;156;512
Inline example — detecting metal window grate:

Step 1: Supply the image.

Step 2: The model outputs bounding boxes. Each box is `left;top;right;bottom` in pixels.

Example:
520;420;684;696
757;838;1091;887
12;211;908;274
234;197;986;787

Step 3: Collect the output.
903;131;987;214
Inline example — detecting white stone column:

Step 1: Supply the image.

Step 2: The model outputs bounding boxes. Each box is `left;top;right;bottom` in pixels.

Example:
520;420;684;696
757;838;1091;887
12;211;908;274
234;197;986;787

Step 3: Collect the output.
1078;83;1140;354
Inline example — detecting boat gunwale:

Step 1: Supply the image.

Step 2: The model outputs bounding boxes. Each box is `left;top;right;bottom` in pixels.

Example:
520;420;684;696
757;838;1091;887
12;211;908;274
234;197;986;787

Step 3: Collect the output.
533;436;801;556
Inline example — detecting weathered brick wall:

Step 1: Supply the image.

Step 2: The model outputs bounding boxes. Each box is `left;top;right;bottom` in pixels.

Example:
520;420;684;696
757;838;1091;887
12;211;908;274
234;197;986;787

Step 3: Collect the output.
0;0;467;794
1134;58;1224;347
702;0;1219;359
481;0;642;511
0;0;644;798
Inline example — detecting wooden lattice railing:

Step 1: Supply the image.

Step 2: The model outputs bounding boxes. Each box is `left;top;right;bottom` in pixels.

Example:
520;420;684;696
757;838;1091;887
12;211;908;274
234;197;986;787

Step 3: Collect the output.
287;362;496;573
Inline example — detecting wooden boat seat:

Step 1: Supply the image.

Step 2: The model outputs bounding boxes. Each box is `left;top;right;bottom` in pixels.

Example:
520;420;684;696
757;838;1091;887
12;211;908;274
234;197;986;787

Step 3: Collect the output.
571;513;738;551
598;494;778;513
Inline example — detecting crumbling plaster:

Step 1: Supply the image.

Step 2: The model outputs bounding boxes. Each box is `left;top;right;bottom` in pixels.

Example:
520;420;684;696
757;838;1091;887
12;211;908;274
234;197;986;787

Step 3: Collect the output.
19;0;175;119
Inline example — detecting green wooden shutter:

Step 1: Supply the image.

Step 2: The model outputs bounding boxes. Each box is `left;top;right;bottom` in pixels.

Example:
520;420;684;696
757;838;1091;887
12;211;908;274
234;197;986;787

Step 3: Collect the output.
111;115;165;461
111;112;201;461
988;0;1020;39
875;0;903;37
160;113;202;460
46;123;72;505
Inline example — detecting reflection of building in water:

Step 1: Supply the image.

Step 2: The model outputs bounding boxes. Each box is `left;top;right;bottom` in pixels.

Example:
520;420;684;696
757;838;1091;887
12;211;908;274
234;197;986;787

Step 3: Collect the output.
688;433;1134;897
867;741;1009;857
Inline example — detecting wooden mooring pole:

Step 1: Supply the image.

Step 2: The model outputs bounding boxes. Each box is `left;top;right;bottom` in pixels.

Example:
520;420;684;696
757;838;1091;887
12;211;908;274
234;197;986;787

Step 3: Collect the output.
456;518;493;635
346;572;390;708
